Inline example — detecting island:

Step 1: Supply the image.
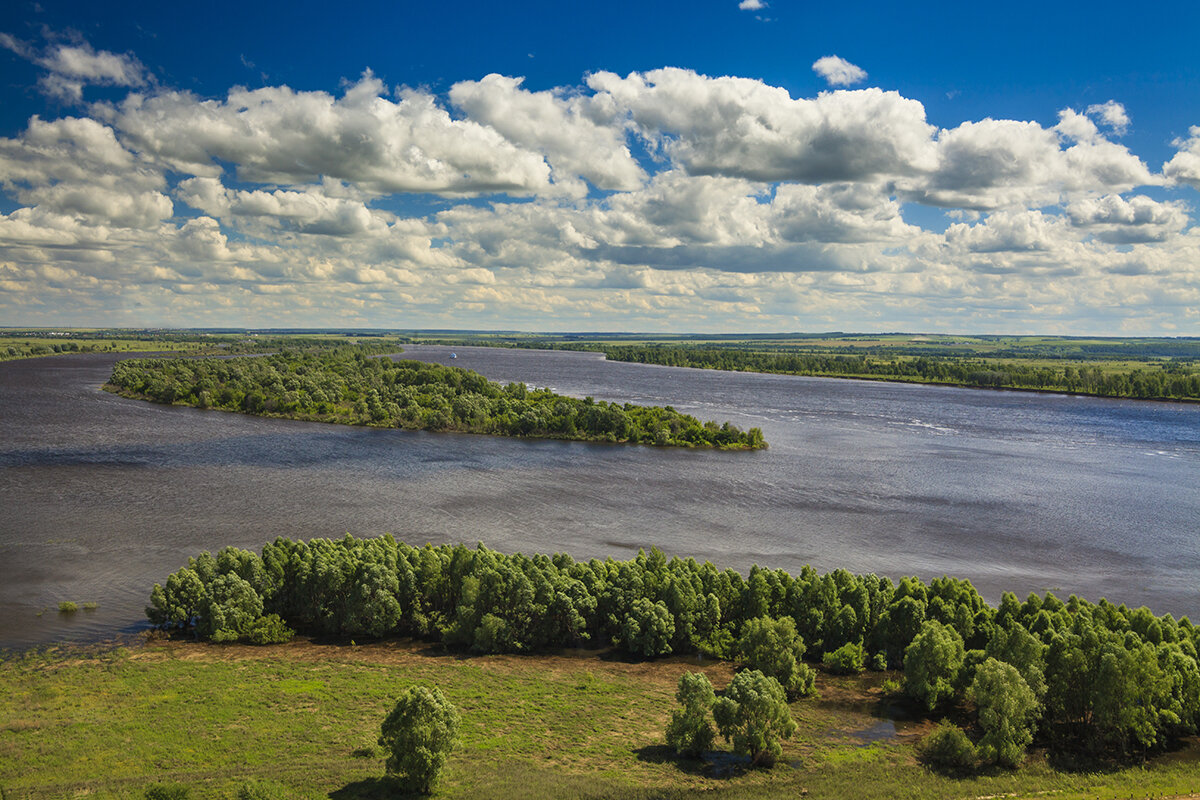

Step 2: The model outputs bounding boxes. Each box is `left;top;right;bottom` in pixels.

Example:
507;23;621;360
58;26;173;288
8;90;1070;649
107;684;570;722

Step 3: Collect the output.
103;347;767;450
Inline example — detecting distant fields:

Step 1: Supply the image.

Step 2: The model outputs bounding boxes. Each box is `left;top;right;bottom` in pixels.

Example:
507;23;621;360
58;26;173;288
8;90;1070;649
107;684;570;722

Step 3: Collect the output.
409;332;1200;402
4;640;1200;800
6;328;1198;401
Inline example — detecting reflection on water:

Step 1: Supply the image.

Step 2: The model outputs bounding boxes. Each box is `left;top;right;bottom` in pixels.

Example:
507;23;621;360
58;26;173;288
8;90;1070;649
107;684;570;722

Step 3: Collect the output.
2;346;1198;648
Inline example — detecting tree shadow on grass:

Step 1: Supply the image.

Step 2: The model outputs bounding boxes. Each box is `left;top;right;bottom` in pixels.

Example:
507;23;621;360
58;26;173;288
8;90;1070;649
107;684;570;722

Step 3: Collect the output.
633;745;750;778
329;777;422;799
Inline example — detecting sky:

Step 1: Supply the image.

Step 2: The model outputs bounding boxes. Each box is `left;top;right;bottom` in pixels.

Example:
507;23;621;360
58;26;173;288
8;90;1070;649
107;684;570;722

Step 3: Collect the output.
1;1;1199;334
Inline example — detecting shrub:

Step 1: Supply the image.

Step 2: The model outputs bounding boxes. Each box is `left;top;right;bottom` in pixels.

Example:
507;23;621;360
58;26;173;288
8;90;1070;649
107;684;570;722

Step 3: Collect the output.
58;601;78;613
144;784;190;800
245;614;295;645
823;641;866;674
379;685;460;794
917;722;977;771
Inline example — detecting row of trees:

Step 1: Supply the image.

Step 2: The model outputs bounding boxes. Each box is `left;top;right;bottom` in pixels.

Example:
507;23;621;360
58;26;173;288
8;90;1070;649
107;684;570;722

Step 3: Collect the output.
147;535;1200;761
106;349;766;449
592;345;1200;401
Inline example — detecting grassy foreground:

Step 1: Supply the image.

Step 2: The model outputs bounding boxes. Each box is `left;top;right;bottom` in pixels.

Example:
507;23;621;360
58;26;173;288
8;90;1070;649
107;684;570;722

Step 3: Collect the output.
4;640;1200;799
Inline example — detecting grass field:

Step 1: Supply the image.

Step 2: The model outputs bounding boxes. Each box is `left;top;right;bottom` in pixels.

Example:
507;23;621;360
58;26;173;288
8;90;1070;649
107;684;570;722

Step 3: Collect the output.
4;639;1200;799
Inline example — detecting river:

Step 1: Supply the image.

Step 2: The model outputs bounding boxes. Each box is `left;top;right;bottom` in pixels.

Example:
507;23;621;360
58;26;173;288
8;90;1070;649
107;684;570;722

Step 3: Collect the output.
1;345;1197;649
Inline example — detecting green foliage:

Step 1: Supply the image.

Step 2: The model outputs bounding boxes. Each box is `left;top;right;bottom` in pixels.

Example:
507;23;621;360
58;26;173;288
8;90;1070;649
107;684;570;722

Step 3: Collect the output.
595;343;1200;401
665;671;716;757
823;641;866;674
620;598;675;658
917;722;977;771
379;685;461;794
143;784;190;800
199;573;264;642
245;614;295;645
106;349;767;449
236;780;289;800
737;616;815;697
971;658;1039;767
144;534;1200;764
712;669;797;767
904;620;966;711
57;601;77;613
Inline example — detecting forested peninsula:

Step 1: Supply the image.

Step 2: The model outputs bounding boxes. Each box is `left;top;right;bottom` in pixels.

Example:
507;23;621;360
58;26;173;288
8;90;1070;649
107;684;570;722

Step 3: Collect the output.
150;534;1200;766
587;344;1200;401
104;349;766;449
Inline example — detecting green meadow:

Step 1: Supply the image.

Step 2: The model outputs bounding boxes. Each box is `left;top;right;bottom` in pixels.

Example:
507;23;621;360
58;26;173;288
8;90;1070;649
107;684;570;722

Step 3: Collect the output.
3;639;1200;799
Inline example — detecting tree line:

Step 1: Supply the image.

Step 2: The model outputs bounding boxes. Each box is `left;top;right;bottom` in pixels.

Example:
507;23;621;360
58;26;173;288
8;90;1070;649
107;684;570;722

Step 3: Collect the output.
588;345;1200;401
105;349;766;449
148;535;1200;762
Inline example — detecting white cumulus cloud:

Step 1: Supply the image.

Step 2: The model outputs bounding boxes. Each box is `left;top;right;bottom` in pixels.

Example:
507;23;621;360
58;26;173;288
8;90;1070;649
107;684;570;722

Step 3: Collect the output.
812;56;868;87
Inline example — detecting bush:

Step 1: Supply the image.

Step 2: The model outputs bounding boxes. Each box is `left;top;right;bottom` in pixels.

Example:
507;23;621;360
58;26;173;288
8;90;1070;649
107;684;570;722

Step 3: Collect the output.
379;685;460;794
245;614;295;645
58;601;78;613
144;785;190;800
917;722;976;771
823;641;866;674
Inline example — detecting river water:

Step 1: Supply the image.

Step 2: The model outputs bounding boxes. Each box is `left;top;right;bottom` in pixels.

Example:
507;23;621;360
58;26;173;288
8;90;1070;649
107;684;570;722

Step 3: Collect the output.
1;345;1197;649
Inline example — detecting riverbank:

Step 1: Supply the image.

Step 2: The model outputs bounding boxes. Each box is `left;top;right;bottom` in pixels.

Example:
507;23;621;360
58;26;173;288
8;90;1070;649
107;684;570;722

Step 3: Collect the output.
3;638;1200;799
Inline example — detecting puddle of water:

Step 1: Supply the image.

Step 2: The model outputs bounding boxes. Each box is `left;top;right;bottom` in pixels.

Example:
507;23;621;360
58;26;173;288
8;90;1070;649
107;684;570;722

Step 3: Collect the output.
703;750;752;777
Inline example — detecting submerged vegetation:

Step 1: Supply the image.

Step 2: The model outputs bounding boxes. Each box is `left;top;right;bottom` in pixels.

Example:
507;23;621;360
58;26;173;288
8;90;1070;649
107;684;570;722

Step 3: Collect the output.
148;535;1200;768
105;349;766;449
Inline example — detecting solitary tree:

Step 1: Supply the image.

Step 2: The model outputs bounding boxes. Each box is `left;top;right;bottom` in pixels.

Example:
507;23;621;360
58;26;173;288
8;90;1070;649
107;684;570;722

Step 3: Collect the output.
665;671;716;757
379;685;460;794
712;670;797;767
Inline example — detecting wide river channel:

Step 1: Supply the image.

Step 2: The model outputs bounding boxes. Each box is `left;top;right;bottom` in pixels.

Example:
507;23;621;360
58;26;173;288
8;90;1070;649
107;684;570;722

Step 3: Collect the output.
2;345;1198;649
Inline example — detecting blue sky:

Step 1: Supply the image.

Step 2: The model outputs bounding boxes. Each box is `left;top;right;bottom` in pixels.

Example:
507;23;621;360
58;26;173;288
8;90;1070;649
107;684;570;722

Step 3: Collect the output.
1;0;1198;333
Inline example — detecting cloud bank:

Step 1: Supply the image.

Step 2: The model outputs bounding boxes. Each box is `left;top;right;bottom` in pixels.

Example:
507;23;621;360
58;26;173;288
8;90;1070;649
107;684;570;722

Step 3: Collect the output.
0;36;1197;333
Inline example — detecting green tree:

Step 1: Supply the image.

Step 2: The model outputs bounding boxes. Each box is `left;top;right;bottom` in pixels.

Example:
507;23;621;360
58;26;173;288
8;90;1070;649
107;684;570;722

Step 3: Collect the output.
904;620;965;711
665;671;716;757
970;658;1038;767
620;598;675;657
823;641;866;674
379;685;461;794
712;670;797;767
198;573;264;642
917;721;977;771
737;616;816;698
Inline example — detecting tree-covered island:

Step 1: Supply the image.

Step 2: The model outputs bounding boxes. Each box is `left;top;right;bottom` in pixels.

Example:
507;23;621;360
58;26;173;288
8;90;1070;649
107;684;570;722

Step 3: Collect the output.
104;348;766;449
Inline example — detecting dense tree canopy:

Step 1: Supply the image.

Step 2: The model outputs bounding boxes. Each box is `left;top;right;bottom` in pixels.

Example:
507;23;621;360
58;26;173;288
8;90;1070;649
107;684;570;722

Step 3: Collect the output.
147;534;1200;762
591;344;1200;401
106;348;766;449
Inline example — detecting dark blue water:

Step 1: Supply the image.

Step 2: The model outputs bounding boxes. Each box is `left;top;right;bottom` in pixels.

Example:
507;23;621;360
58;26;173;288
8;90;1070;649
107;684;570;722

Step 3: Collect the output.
1;346;1197;648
